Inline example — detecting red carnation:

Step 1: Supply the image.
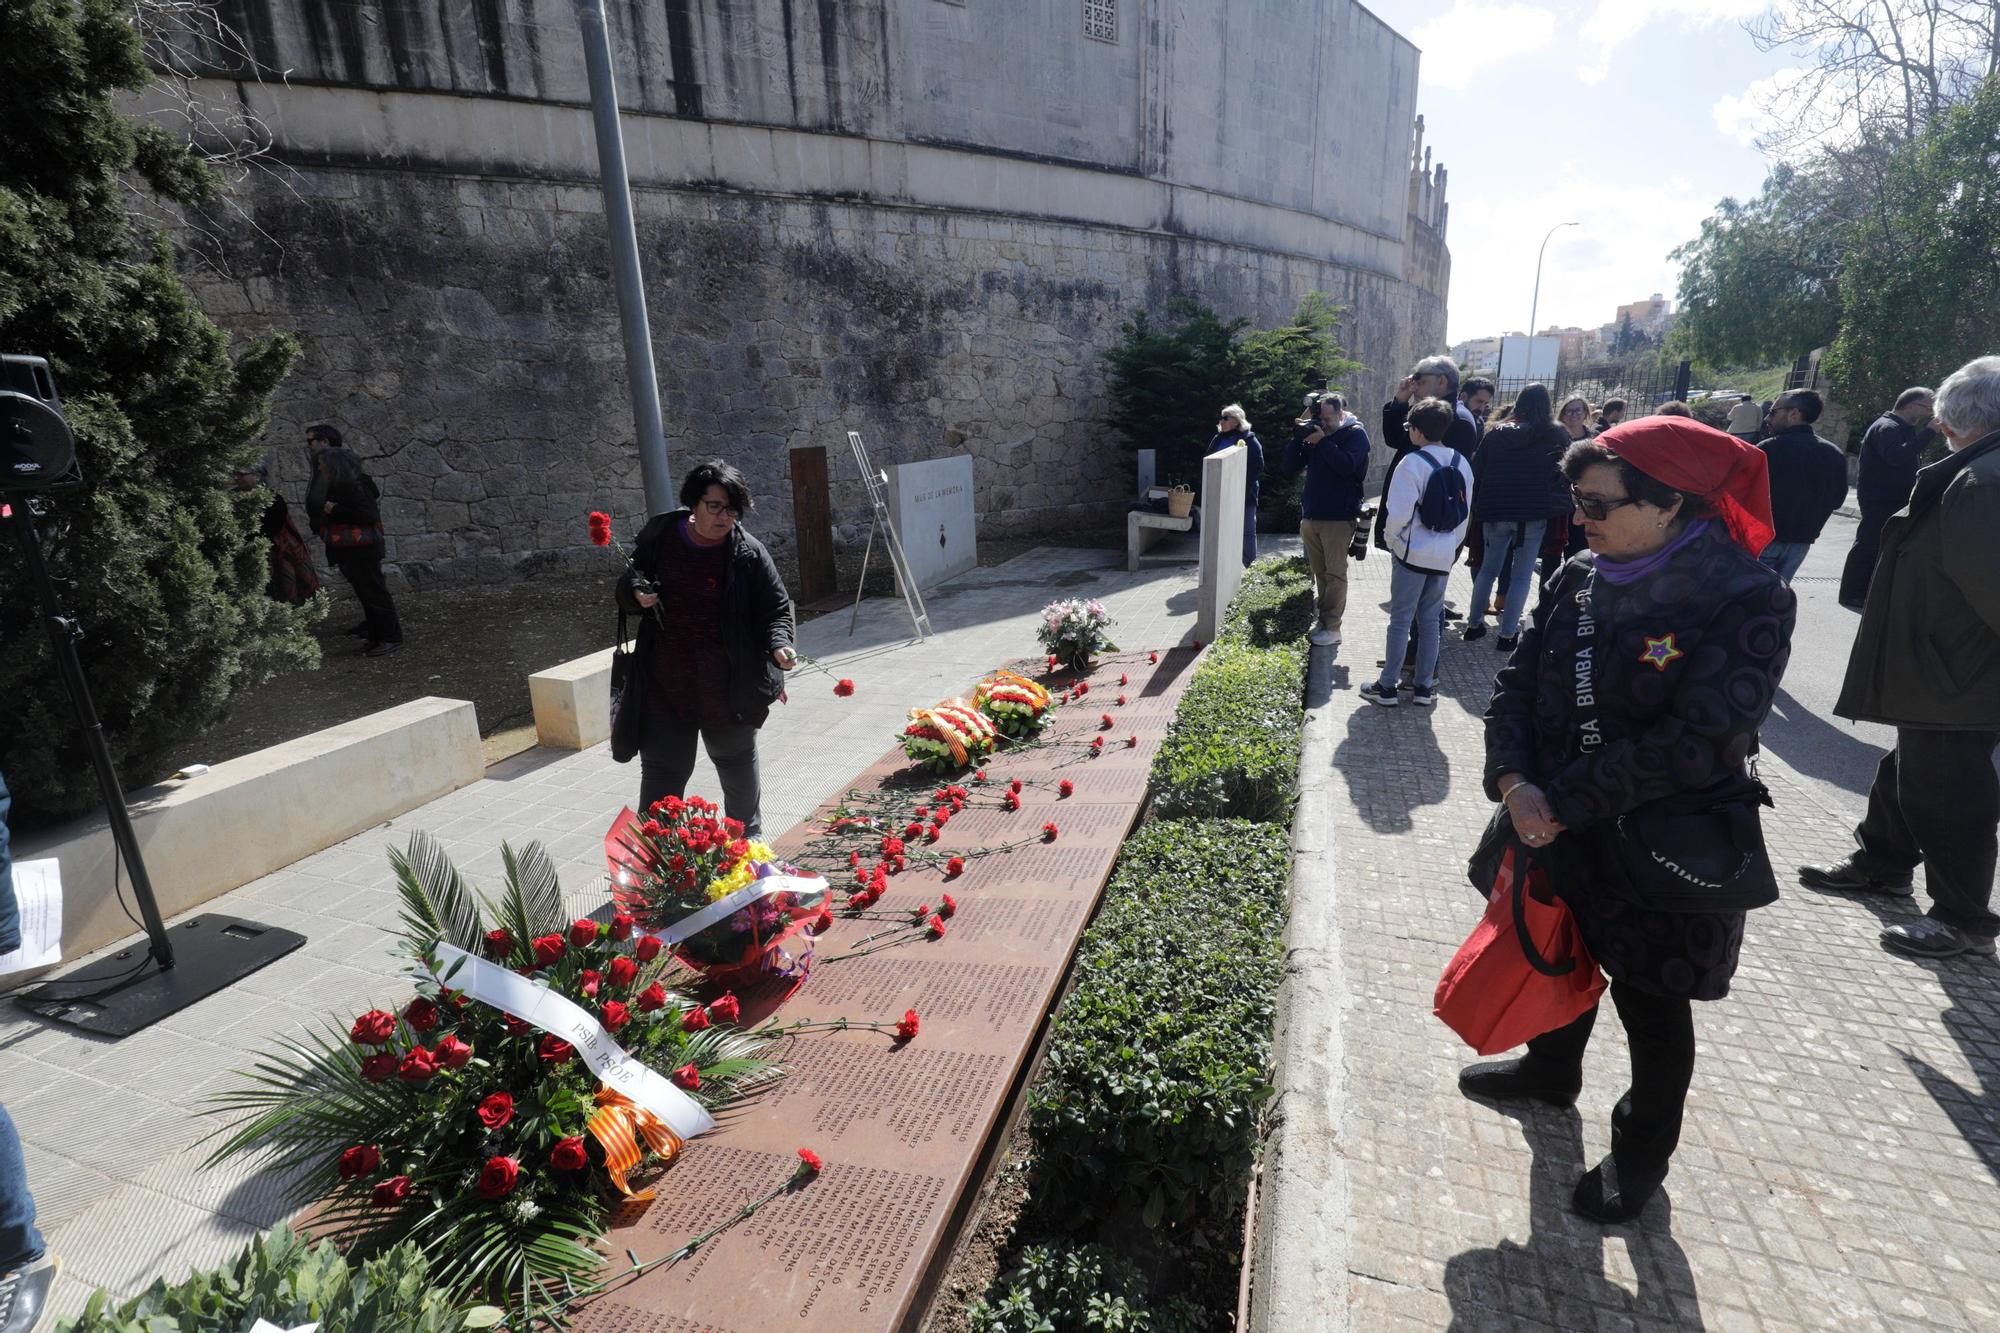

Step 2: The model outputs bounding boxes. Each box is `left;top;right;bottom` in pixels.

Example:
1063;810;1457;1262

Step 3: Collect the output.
973;769;987;784
1047;654;1058;670
436;1034;473;1069
1010;779;1023;794
1076;681;1089;696
1059;779;1074;797
337;1144;380;1179
398;1046;440;1083
927;914;947;938
349;1009;396;1047
477;1155;520;1199
682;1006;711;1032
531;934;566;966
484;928;513;957
797;1147;823;1174
1120;673;1130;686
894;1009;920;1040
811;905;834;933
1004;791;1021;811
607;955;639;988
476;1092;514;1129
539;1035;576;1065
925;825;941;843
940;894;958;917
1117;694;1127;706
635;935;663;962
1091;737;1104;751
569;918;600;949
903;821;921;839
671;1063;701;1090
1149;650;1159;663
587;511;613;547
913;903;931;918
637;981;667;1012
610;911;635;942
373;1174;412;1206
1127;735;1138;748
1042;822;1059;841
710;994;741;1024
551;1136;589;1172
946;856;965;878
834;678;855;697
403;998;439;1032
602;1000;632;1031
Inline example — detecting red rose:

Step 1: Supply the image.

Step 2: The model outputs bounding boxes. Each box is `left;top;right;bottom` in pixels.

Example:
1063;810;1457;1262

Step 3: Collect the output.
403;998;439;1032
436;1034;473;1069
834;678;855;697
349;1009;396;1046
1043;822;1059;841
637;981;667;1012
894;1009;920;1040
635;936;663;962
550;1136;589;1172
710;993;741;1024
539;1035;576;1065
587;510;613;547
580;969;602;998
531;935;566;967
359;1053;397;1083
476;1092;514;1130
928;914;947;938
797;1147;823;1174
602;1000;631;1031
946;856;965;878
1059;779;1074;797
671;1063;700;1090
940;894;958;917
399;1046;440;1082
476;1155;520;1199
484;928;513;957
607;955;638;988
372;1174;412;1206
569;918;600;949
337;1144;380;1179
681;1005;711;1032
503;1013;531;1036
610;911;635;942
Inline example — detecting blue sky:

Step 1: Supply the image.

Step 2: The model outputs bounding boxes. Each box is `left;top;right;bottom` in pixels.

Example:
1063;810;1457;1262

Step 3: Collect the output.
1362;1;1798;343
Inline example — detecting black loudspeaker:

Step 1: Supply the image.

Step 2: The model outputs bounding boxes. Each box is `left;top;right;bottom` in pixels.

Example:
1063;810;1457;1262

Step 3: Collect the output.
0;354;80;492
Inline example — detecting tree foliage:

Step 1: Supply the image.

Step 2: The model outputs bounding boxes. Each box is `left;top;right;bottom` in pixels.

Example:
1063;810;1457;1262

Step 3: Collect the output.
0;0;311;822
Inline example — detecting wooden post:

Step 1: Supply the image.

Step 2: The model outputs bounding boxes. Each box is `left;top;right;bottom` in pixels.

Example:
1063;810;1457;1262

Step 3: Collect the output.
789;445;835;604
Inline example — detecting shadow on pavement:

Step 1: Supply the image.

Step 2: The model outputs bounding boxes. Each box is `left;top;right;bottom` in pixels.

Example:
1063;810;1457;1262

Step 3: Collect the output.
1443;1102;1701;1330
1334;700;1451;835
1755;689;1884;798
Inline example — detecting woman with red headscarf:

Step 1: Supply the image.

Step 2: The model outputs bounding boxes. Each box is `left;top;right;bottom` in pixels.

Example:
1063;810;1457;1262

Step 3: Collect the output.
1465;417;1796;1222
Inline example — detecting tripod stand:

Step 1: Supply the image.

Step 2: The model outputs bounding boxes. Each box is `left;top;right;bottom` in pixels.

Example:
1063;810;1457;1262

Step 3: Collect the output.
846;431;933;641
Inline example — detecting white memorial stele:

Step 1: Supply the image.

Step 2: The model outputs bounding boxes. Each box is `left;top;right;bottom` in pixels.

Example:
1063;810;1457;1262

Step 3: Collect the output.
886;454;978;592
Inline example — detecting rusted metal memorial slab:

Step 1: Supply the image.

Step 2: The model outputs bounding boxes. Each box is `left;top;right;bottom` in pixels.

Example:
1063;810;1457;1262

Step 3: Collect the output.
574;649;1198;1332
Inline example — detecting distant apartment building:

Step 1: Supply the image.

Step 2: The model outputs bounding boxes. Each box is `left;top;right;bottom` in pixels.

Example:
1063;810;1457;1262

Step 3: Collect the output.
1451;335;1506;373
1615;293;1675;337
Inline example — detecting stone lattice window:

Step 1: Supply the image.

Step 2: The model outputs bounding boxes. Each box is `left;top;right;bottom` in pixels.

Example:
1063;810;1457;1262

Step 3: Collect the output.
1083;0;1116;43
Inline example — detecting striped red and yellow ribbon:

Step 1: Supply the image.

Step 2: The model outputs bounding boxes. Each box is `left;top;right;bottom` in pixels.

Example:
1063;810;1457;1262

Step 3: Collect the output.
586;1085;684;1200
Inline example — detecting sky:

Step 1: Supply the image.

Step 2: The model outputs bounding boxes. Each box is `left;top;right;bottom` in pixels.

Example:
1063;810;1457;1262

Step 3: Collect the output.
1361;0;1802;343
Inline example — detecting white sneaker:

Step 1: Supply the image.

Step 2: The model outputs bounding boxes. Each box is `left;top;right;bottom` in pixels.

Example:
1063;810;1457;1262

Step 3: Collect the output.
1308;627;1336;646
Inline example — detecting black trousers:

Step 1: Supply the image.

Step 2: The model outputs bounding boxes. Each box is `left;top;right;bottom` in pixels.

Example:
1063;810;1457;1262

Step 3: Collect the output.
1520;980;1696;1171
1838;508;1894;607
1856;727;2000;936
331;546;402;645
638;709;763;835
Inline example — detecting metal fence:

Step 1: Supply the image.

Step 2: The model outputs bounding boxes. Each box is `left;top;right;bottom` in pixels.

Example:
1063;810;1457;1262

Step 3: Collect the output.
1478;359;1693;418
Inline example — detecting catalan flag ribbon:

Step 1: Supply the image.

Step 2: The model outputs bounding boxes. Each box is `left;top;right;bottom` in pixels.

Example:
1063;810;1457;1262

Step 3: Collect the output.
587;1085;684;1200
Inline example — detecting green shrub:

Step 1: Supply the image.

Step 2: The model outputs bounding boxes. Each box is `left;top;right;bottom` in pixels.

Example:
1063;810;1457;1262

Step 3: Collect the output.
59;1226;497;1332
1028;819;1290;1230
1220;555;1315;648
1149;640;1306;822
968;1243;1207;1333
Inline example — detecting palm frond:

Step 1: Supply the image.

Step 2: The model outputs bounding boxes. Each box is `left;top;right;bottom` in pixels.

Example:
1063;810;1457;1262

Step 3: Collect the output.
511;840;567;937
390;832;488;954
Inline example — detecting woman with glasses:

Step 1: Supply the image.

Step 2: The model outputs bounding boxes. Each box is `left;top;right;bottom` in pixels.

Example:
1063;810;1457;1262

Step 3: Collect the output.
610;459;797;833
1468;417;1794;1222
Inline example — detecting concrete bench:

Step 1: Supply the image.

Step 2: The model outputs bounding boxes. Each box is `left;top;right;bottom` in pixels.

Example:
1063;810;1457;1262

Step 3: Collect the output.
1127;509;1196;571
528;646;618;749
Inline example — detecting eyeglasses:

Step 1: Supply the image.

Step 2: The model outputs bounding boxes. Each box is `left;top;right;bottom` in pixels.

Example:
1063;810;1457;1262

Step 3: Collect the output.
699;499;741;518
1570;487;1638;521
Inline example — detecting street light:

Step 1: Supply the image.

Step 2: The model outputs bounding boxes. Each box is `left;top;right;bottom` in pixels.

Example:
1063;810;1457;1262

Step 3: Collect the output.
1509;220;1580;387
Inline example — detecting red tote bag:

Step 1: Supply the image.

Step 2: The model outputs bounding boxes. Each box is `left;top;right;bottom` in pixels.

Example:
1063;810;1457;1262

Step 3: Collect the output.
1434;843;1606;1055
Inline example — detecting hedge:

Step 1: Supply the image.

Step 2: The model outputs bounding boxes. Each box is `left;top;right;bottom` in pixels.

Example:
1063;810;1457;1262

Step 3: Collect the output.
1147;640;1306;822
969;1243;1206;1333
1219;555;1316;648
1025;818;1291;1230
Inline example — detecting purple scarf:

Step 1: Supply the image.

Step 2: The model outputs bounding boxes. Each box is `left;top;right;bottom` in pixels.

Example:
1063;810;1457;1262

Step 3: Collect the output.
1594;520;1712;585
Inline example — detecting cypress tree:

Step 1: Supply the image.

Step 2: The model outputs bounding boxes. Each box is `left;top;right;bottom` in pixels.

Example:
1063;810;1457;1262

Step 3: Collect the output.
0;0;314;823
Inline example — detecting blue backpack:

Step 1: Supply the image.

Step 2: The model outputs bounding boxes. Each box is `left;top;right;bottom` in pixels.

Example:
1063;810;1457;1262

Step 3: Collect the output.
1410;449;1469;532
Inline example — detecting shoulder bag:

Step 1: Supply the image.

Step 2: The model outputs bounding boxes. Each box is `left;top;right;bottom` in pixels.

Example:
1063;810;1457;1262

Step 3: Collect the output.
608;608;634;739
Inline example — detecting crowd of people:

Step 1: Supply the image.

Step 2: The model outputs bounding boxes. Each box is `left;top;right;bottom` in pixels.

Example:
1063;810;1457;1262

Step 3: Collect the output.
1281;349;2000;1225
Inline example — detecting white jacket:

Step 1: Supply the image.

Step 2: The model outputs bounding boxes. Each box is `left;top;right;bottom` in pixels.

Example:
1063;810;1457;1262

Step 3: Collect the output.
1383;443;1476;574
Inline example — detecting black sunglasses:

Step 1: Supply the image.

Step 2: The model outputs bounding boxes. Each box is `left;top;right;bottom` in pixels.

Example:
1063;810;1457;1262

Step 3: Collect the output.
1570;486;1639;521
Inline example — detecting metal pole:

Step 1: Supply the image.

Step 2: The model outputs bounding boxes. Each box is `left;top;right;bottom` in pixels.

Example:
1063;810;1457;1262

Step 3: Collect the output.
1528;221;1579;383
572;0;672;516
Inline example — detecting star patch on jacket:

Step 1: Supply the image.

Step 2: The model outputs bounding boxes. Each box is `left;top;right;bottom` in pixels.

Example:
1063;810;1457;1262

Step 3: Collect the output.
1638;634;1684;671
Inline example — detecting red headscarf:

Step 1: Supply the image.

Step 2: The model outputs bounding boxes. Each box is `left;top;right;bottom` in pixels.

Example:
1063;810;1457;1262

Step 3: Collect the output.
1594;416;1776;556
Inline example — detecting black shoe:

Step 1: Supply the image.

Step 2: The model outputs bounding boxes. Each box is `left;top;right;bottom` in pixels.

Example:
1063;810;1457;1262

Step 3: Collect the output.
1411;685;1437;707
1881;919;1997;959
364;639;404;658
1463;623;1488;642
1572;1155;1668;1223
1839;600;1865;613
1496;635;1519;652
1457;1057;1579;1108
1360;682;1401;708
0;1253;61;1333
344;620;370;638
1799;856;1914;897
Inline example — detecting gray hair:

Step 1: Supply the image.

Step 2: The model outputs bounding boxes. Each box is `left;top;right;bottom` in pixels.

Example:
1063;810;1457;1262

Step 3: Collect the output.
1933;357;2000;440
234;460;269;482
1219;403;1250;431
1412;354;1460;399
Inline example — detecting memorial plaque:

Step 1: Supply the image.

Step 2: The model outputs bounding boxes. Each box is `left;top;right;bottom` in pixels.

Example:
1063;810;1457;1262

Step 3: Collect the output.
885;455;976;592
761;1039;1006;1153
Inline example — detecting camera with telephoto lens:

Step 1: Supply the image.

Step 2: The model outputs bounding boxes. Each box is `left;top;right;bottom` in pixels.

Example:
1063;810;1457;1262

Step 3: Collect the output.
1350;503;1375;560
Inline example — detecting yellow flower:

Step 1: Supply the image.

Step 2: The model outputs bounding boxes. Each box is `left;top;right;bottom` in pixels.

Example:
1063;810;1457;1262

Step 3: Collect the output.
703;842;777;901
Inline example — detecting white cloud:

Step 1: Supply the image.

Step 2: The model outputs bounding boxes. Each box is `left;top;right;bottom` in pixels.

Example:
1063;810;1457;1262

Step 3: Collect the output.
1577;0;1767;84
1712;68;1800;145
1411;3;1560;91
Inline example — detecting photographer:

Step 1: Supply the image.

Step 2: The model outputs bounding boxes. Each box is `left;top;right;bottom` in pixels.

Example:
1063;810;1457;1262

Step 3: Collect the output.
1284;391;1371;648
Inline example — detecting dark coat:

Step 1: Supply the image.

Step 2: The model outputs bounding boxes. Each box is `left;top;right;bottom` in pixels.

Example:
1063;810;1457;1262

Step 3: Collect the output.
1207;429;1263;501
1485;526;1795;847
1758;425;1849;543
306;447;382;547
1469;421;1570;523
1854;411;1936;515
1836;430;2000;729
610;511;797;762
1283;418;1371;521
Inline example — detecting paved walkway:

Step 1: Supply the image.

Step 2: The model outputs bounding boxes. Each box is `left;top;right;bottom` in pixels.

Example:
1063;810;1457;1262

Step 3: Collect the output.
1265;542;2000;1330
0;542;1211;1321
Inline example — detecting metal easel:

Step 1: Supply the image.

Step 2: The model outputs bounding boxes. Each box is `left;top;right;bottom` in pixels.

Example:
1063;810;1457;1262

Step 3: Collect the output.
846;430;932;640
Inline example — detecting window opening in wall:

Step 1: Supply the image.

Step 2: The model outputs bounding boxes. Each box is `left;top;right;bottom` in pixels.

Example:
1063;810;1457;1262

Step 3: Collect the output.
1084;0;1117;43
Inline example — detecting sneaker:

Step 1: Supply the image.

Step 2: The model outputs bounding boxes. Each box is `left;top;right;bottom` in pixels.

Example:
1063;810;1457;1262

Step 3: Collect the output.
1463;623;1488;642
1308;627;1336;647
0;1253;61;1333
1799;856;1915;897
364;640;404;658
1457;1058;1579;1108
1411;685;1437;706
1496;635;1519;652
1881;918;1997;959
1360;682;1400;707
1324;629;1341;649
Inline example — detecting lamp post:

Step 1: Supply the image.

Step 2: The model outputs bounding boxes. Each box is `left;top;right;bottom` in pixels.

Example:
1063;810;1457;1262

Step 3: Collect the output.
1514;220;1579;387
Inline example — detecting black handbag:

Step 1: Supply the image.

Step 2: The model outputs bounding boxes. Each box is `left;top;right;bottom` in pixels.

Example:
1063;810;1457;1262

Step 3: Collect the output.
608;608;633;738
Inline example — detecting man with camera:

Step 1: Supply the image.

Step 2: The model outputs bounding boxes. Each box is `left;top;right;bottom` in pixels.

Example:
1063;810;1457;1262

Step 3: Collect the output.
1284;391;1372;648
